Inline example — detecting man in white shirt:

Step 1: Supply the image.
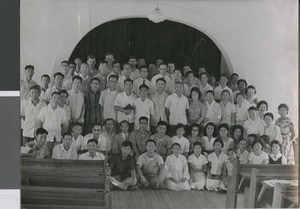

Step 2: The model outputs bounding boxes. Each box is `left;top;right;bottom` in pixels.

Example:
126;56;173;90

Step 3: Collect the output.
199;72;213;101
214;74;234;103
165;81;189;136
38;92;68;157
203;90;221;125
67;75;85;124
243;106;264;137
87;55;98;77
21;85;46;145
117;63;131;92
61;60;73;90
150;63;171;94
104;52;115;72
44;72;64;103
39;74;50;102
52;132;77;159
133;65;151;97
20;65;38;101
79;138;105;160
128;56;140;81
114;78;136;132
83;123;107;155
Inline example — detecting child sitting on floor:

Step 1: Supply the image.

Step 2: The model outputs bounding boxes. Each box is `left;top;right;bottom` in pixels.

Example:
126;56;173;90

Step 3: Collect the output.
206;138;228;191
188;142;208;190
165;143;191;191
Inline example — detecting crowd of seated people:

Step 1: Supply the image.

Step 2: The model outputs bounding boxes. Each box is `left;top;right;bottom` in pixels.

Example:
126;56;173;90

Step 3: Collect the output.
20;53;297;191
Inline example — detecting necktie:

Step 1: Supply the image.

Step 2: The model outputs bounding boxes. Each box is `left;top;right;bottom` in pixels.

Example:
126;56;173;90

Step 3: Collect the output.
143;79;146;85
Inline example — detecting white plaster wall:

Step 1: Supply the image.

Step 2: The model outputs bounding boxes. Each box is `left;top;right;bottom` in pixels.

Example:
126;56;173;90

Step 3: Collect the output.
21;0;298;133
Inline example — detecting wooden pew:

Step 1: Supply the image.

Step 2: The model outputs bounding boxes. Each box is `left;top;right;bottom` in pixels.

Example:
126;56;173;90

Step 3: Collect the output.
21;158;111;209
225;159;298;209
272;183;299;208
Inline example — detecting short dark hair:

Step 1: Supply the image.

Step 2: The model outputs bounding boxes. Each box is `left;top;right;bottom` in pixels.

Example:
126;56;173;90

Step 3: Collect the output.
87;138;98;145
72;75;82;82
122;140;133;149
189;87;201;100
120;120;130;126
62;132;72;138
139;116;148;123
236;93;244;99
263;112;274;120
213;137;224;148
278;103;289;113
25;65;34;71
156;77;166;84
72;123;83;128
237;79;248;87
257;100;268;110
87;55;96;60
146;139;156;146
218;123;229;132
219;74;228;80
221;89;230;97
124;78;133;84
176;123;185;131
90;77;101;83
61;60;69;65
190;123;200;136
238;138;247;144
248;134;258;140
54;72;64;79
99;60;108;65
36;128;48;136
105;52;113;57
270;140;282;148
200;72;208;79
172;142;181;149
157;120;167;128
139;84;149;91
245;85;256;94
193;141;203;149
203;122;218;137
206;90;214;96
139;65;148;71
105;118;115;125
92;123;102;128
108;74;118;80
231;125;244;138
41;74;50;80
186;71;194;77
248;106;258;112
230;73;239;79
58;89;69;97
129;56;137;60
51;92;60;97
252;138;265;149
29;85;41;92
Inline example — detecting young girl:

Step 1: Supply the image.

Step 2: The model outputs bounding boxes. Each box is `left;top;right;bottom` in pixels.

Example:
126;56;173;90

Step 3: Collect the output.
234;93;248;126
219;90;235;127
275;103;295;164
206;138;228;191
202;122;218;155
188;142;208;190
218;123;234;155
186;124;202;155
263;112;282;144
231;125;244;150
248;138;269;164
269;140;287;164
236;138;249;164
165;143;191;190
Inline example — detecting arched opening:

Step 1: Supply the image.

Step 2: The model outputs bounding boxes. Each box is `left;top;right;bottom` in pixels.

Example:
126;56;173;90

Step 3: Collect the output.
69;18;228;78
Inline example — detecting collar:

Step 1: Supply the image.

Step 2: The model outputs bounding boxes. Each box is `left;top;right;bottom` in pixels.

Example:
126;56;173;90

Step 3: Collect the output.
270;152;282;160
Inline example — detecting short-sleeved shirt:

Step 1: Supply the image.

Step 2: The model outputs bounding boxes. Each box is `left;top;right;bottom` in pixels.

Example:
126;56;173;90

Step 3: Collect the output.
207;152;228;175
171;136;190;154
99;88;118;121
188;154;208;170
235;103;249;124
110;154;135;181
21;100;46;138
150;134;172;158
52;144;77;159
243;119;264;136
202;136;217;152
38;105;67;142
205;100;222;125
83;133;107;152
133;97;154;121
199;83;213;100
67;89;85;122
137;153;164;175
150;74;171;94
248;152;269;164
237;149;249;164
214;85;234;103
149;91;169;126
20;78;38;101
44;86;61;103
114;91;136;123
164;93;189;125
79;152;105;160
219;101;235;126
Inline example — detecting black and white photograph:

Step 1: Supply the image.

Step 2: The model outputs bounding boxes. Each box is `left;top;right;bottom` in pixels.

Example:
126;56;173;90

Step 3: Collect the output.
19;0;298;208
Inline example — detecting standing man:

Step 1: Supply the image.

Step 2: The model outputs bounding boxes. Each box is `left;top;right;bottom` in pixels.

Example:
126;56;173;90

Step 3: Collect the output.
44;72;64;103
128;56;140;81
87;55;98;77
21;65;37;101
39;74;51;102
150;63;170;94
61;60;73;90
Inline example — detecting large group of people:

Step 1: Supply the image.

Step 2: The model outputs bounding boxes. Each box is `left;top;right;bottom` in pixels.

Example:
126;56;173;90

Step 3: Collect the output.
20;53;297;192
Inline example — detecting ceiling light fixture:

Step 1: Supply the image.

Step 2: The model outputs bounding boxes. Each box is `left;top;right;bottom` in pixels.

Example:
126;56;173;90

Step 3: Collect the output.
148;0;166;23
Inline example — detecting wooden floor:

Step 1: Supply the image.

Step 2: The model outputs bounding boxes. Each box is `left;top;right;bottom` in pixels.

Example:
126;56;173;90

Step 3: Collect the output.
112;190;244;209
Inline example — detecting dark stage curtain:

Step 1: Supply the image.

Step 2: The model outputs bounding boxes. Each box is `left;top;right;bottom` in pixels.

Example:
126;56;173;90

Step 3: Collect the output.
69;18;221;77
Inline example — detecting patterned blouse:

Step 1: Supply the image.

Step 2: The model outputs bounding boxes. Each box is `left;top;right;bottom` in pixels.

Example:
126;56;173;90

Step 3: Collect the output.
188;100;207;124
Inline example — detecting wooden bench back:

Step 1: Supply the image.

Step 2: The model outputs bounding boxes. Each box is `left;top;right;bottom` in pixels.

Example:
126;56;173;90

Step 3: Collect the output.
21;158;111;209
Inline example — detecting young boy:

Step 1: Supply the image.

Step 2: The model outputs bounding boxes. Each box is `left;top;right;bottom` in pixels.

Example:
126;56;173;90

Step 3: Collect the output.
27;128;49;159
52;132;77;159
243;107;264;137
133;85;154;130
84;77;102;135
67;75;85;124
150;121;172;160
21;85;46;145
165;81;189;136
170;124;190;158
136;139;165;188
108;141;138;190
133;65;151;97
203;90;222;126
114;78;136;132
129;117;151;160
44;72;64;103
111;120;130;155
99;75;118;122
38;92;68;157
149;78;169;134
79;138;105;160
